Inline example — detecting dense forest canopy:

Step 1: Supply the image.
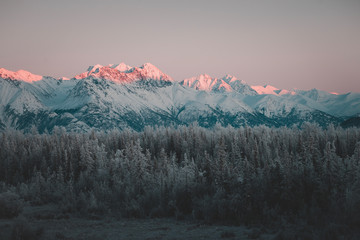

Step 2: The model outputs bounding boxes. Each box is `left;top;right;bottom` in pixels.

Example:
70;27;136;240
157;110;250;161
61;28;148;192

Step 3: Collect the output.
1;123;360;228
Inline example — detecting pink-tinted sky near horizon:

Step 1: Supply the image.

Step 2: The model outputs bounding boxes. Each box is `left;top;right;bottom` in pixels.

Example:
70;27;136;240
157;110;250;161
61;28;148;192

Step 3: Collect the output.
0;0;359;93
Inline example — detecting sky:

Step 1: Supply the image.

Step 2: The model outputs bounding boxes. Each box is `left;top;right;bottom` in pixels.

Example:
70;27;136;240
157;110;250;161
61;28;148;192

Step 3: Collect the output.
0;0;359;93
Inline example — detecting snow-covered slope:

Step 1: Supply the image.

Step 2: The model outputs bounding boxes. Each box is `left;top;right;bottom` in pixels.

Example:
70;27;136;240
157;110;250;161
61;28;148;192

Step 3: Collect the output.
251;85;297;95
282;89;360;117
0;63;358;132
182;74;257;95
250;85;360;117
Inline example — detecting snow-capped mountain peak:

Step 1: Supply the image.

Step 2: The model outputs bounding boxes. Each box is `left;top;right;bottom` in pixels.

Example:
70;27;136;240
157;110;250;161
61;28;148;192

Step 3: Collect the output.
74;62;173;83
108;63;132;72
222;74;238;82
137;63;173;81
198;73;212;79
251;85;297;96
181;74;214;91
182;74;257;95
1;64;360;132
141;62;157;69
251;85;279;95
0;68;43;82
87;64;103;73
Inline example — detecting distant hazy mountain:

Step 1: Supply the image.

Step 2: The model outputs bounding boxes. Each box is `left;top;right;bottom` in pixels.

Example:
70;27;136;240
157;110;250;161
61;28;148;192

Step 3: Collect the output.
0;63;359;132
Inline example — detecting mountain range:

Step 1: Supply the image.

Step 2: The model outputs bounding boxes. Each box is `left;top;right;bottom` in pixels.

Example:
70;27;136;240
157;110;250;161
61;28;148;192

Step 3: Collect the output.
0;63;359;132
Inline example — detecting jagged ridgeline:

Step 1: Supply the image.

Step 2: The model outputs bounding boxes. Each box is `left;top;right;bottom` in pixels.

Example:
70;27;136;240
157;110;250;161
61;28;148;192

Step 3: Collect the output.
1;124;360;228
1;63;360;132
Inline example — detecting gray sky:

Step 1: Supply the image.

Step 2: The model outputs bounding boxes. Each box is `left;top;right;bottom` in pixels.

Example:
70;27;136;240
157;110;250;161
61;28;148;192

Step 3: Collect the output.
1;0;359;93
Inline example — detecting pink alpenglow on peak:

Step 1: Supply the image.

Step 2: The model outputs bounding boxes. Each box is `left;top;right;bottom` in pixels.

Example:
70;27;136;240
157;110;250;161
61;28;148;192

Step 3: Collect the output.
139;63;173;81
74;62;173;83
251;85;280;95
182;74;218;91
108;63;132;72
218;79;233;92
223;74;246;84
182;74;256;95
251;85;296;95
74;64;104;79
278;89;296;95
0;68;43;82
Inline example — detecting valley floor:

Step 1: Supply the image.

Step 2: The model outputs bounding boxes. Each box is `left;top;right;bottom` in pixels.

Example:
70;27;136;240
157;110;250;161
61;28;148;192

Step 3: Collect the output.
0;204;277;240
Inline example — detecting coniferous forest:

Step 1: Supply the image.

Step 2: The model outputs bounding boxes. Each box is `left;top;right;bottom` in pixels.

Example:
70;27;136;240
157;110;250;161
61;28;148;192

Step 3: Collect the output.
1;123;360;239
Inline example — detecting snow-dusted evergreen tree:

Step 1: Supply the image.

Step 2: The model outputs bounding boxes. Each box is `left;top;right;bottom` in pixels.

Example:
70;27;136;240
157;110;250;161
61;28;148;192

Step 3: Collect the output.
0;123;360;227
